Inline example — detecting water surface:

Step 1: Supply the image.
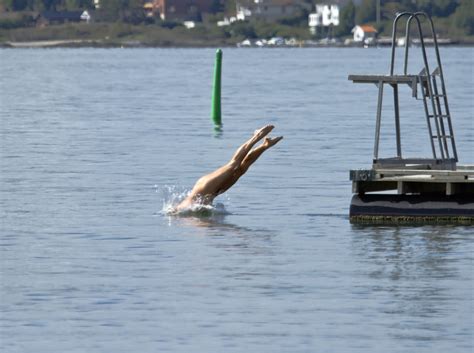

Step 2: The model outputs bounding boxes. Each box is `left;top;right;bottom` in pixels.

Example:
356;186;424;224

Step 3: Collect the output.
1;47;473;353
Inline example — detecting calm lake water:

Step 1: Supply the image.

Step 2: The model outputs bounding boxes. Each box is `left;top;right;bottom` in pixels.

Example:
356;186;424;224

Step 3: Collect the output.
0;47;473;353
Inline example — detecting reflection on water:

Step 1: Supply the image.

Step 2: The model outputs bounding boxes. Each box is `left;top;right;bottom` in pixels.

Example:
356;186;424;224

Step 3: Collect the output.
166;212;277;254
213;126;224;139
170;212;238;230
350;225;471;344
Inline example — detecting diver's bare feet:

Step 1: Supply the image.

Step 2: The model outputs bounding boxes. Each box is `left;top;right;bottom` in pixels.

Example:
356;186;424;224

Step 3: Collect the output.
263;136;283;148
254;125;274;139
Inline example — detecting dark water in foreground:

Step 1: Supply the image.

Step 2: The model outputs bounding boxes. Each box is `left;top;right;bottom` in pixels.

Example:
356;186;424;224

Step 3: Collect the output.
0;48;473;352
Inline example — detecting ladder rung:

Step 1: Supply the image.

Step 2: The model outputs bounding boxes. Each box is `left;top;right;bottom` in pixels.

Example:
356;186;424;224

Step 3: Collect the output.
428;114;450;118
432;135;453;139
423;93;446;98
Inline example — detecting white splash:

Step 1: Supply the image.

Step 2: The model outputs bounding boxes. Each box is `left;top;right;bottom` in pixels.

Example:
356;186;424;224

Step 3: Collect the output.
157;185;230;216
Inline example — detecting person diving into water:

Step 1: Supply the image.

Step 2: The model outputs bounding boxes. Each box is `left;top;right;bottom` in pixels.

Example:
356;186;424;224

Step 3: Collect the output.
174;125;283;213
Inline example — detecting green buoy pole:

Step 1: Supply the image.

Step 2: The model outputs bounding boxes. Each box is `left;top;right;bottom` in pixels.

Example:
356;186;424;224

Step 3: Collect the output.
211;49;222;128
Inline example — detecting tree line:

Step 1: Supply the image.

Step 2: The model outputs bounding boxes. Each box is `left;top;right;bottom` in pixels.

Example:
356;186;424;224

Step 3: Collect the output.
0;0;472;36
335;0;473;36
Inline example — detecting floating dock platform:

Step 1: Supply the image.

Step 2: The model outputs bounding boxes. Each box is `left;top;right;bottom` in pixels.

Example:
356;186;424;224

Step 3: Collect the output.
348;12;474;223
350;167;474;222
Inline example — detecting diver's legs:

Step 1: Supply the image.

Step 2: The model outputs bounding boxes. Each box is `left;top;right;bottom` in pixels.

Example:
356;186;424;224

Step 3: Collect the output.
240;136;283;173
187;127;276;198
229;125;274;165
209;136;284;196
176;127;282;210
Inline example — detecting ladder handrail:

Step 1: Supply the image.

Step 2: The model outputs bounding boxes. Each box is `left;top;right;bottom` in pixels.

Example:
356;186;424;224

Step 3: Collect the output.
413;13;442;72
389;11;459;162
391;12;443;158
405;14;431;75
403;13;430;75
390;12;431;77
404;12;440;75
406;13;445;159
390;12;412;76
414;12;458;161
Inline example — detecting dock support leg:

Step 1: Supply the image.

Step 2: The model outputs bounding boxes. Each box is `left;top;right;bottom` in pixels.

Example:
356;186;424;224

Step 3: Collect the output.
393;84;402;158
374;81;384;161
446;182;458;195
397;181;408;194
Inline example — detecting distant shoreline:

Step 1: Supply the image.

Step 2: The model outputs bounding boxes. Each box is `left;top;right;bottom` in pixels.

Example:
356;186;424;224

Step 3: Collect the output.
2;39;473;49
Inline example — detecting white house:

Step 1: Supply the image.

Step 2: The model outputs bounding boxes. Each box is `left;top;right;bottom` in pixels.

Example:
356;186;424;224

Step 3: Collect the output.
236;3;252;20
352;24;378;43
309;4;339;28
80;10;91;22
236;0;308;22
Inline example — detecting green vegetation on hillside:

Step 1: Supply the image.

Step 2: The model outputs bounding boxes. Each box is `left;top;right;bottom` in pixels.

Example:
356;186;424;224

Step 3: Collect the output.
0;0;473;45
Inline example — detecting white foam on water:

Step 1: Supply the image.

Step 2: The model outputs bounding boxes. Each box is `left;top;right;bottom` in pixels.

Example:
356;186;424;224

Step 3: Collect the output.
156;185;189;214
157;185;230;217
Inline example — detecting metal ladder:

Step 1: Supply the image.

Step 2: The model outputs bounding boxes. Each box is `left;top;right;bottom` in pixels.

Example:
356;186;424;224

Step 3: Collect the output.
348;12;458;170
391;11;458;166
418;67;457;161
